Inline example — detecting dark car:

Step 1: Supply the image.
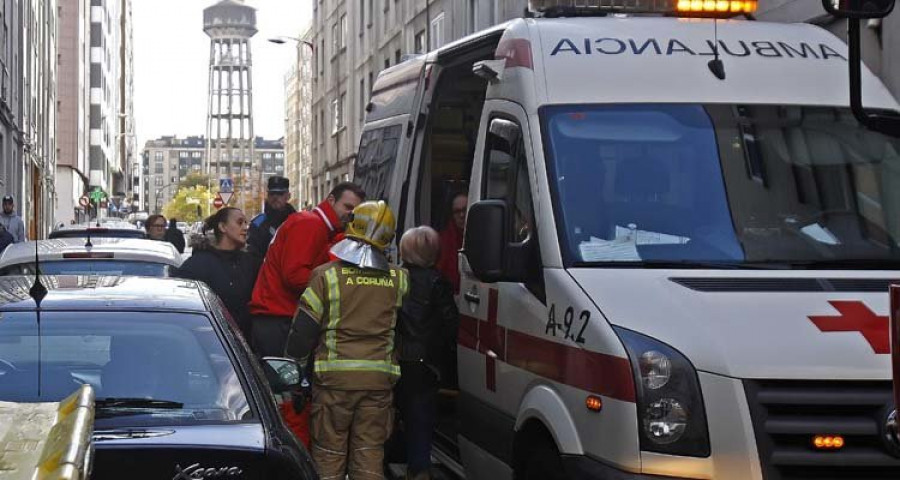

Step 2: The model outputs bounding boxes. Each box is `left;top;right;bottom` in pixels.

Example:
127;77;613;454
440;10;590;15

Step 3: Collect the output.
0;275;317;480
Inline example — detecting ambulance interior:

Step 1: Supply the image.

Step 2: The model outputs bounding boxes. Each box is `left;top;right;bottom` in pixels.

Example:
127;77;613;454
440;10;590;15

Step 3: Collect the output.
415;48;494;231
411;43;498;460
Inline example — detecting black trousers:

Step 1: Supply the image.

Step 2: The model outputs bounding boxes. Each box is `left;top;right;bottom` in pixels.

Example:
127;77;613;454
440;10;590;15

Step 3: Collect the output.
250;315;292;357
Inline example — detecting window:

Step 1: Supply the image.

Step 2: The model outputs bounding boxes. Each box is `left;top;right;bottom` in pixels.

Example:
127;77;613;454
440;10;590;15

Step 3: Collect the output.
359;0;365;31
154;151;164;160
483;119;535;243
482;116;542;297
191;164;201;171
319;39;325;74
430;13;444;49
384;58;390;69
332;95;345;133
179;151;188;158
154;162;163;174
414;30;426;54
368;0;374;27
154;176;163;186
355;125;402;202
340;14;347;50
191;151;201;158
360;78;366;122
331;23;339;54
395;49;401;64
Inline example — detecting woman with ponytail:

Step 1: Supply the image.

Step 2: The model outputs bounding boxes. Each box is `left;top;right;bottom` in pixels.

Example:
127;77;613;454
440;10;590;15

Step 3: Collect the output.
174;207;262;338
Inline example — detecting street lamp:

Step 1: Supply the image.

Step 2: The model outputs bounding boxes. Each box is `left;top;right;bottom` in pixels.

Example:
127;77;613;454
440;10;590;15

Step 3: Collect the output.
268;36;314;49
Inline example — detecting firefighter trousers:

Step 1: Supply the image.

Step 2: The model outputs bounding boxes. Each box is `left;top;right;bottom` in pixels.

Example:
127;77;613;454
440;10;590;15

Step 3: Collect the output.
310;387;394;480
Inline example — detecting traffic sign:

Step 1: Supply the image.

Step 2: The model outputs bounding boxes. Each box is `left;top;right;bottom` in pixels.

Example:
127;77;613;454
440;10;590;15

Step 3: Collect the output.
220;191;233;205
219;177;234;193
89;188;107;202
78;196;89;208
213;194;224;209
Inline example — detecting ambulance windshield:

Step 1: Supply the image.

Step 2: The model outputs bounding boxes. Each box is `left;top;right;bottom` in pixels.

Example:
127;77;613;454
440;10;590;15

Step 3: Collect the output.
542;104;900;268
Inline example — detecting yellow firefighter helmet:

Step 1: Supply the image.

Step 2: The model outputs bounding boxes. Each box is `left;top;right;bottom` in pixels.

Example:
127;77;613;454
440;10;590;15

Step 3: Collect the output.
345;200;396;251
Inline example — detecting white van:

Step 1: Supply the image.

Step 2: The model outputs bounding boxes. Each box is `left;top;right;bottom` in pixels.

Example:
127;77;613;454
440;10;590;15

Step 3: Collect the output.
356;2;900;479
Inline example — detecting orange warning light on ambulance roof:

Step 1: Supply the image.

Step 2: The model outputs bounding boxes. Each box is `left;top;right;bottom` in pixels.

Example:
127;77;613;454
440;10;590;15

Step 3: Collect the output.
677;0;757;13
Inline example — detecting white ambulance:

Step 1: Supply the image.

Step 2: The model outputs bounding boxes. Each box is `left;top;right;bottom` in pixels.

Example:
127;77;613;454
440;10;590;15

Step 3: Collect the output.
356;1;900;478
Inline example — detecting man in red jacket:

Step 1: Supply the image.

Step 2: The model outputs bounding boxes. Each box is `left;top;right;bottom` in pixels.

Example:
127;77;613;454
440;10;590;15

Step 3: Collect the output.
249;181;365;356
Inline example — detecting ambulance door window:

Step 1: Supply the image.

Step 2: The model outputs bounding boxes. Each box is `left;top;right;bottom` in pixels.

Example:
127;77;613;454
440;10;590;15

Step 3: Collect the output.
482;117;544;301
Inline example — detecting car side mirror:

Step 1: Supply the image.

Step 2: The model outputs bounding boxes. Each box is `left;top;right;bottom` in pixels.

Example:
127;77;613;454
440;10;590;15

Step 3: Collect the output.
822;0;894;19
262;357;302;393
463;200;532;283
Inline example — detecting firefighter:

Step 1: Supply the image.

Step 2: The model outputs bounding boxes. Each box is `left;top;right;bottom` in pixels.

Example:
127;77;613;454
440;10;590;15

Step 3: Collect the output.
285;200;408;480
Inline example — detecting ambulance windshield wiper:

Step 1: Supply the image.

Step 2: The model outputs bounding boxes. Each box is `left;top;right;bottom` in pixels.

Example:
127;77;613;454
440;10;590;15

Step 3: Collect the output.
95;397;184;409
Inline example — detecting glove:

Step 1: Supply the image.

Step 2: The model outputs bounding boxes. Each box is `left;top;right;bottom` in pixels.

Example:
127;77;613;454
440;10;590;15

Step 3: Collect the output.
290;377;312;414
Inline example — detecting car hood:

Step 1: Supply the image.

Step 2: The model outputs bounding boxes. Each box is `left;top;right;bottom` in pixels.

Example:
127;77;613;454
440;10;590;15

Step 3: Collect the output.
91;423;267;480
568;269;895;380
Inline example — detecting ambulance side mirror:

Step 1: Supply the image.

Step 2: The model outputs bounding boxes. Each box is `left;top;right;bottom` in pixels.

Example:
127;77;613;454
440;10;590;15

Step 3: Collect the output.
822;0;894;19
463;200;531;283
822;0;900;137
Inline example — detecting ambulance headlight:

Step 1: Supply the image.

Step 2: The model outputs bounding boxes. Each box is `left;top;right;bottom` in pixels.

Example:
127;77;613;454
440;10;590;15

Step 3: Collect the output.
614;327;710;457
639;350;671;390
644;398;688;444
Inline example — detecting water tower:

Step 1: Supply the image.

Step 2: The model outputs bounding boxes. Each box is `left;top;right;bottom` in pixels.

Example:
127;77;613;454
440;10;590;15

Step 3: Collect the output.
204;0;257;204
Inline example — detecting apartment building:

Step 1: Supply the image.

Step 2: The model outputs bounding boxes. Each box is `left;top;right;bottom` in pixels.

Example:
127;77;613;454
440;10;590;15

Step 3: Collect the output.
142;135;284;214
283;28;315;208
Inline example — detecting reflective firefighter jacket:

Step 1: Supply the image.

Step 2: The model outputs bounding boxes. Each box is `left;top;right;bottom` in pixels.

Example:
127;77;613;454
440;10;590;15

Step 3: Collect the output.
297;260;409;391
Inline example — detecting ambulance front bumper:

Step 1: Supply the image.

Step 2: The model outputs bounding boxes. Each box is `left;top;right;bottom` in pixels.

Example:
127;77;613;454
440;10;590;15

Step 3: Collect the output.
562;455;692;479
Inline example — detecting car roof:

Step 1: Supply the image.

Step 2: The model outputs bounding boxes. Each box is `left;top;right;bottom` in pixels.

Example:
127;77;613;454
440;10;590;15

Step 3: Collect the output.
0;275;209;312
0;238;183;268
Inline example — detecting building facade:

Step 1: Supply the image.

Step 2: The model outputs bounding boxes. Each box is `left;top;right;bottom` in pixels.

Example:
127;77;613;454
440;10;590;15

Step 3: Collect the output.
283;27;314;208
17;0;59;238
57;0;134;224
57;0;90;225
306;0;526;201
756;1;899;103
141;135;284;215
120;0;136;215
88;0;123;199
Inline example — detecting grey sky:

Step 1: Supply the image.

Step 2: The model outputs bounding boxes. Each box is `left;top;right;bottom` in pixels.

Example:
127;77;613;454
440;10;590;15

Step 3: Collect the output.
133;0;312;148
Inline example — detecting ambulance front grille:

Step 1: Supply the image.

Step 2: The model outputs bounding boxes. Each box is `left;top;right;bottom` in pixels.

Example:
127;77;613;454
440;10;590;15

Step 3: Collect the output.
744;380;900;480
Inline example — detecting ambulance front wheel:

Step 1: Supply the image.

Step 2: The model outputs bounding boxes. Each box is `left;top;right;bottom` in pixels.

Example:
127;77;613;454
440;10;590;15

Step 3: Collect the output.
514;429;566;480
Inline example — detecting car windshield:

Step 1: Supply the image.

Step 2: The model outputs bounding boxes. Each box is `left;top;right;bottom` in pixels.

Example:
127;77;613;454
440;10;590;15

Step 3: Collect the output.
0;311;253;427
1;261;171;276
541;104;900;268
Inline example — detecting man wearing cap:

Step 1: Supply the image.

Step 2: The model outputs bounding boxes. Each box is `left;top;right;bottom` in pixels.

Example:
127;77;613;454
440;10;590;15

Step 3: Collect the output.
0;196;26;243
247;176;296;258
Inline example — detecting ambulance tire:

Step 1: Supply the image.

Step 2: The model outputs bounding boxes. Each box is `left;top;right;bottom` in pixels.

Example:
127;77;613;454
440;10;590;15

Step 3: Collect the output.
515;430;566;480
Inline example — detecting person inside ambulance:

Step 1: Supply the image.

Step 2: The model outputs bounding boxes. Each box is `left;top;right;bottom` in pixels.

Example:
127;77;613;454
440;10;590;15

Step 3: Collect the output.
284;200;409;480
436;192;467;293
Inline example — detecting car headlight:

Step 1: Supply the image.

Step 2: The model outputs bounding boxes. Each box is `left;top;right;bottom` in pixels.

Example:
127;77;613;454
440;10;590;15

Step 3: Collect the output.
614;326;710;457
